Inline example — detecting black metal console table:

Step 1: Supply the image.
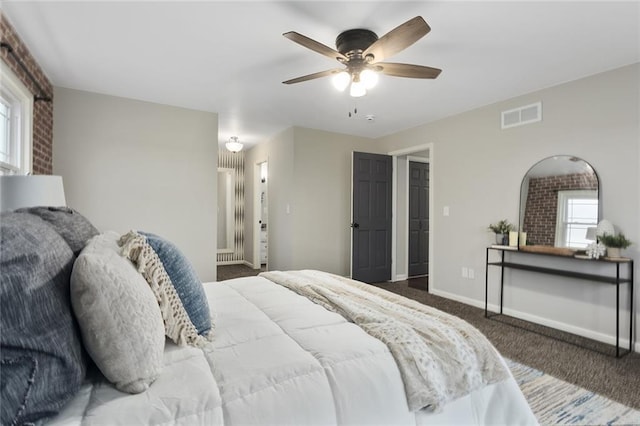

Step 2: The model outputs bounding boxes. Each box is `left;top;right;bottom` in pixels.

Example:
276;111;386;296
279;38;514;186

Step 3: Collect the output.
485;246;634;357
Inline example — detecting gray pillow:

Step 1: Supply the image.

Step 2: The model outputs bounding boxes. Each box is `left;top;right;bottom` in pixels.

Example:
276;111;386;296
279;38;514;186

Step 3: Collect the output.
17;206;99;256
0;212;86;425
71;231;165;394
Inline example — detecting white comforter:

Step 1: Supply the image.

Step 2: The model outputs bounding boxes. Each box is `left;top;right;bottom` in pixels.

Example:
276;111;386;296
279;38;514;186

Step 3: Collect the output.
49;276;537;425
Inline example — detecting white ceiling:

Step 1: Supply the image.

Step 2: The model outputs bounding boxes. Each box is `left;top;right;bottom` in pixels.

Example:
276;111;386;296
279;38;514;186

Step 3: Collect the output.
3;1;639;150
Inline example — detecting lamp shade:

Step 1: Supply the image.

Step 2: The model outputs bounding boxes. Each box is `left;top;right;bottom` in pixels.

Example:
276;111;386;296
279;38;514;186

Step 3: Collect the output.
0;175;67;212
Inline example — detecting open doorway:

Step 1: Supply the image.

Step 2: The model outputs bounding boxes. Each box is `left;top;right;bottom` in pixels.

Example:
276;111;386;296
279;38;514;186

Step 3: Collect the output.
407;158;429;290
259;162;268;268
388;144;433;290
408;159;429;278
252;161;268;271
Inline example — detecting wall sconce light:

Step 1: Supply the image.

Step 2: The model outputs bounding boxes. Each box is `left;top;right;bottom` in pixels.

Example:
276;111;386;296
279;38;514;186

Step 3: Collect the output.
225;136;243;153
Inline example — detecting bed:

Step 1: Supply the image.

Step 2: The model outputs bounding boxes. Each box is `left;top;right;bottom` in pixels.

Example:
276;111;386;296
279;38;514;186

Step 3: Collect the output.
1;208;537;425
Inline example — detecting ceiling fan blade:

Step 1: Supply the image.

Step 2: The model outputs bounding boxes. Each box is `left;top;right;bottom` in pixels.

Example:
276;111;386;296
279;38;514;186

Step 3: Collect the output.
363;16;430;64
377;62;442;79
283;69;342;85
283;31;347;62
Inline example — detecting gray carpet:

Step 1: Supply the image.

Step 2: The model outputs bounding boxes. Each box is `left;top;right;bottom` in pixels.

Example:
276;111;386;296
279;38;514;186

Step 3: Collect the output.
217;267;639;410
217;264;264;280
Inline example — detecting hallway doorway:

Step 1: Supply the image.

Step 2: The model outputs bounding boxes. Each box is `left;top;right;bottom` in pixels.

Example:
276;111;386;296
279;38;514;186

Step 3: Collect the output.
388;144;433;287
408;160;429;278
253;161;268;270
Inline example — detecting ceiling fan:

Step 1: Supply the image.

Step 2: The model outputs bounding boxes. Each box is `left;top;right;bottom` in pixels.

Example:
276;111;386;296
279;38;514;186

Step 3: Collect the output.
282;16;441;97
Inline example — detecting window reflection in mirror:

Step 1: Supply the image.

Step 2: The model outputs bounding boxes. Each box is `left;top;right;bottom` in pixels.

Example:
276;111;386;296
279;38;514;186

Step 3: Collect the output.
519;156;599;249
555;190;598;248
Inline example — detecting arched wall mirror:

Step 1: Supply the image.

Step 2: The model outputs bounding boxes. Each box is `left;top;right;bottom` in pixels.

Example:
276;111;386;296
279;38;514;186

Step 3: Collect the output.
217;168;235;253
519;156;600;249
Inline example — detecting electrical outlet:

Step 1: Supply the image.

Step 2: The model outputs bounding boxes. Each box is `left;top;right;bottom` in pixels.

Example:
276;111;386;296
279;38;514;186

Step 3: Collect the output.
461;267;468;278
468;268;475;279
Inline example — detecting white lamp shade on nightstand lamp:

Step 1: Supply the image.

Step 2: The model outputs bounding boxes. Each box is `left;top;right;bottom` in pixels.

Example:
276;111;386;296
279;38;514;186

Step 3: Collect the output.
0;175;67;212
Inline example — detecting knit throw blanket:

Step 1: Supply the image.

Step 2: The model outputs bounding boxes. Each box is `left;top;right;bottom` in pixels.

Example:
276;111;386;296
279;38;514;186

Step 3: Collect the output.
259;270;510;412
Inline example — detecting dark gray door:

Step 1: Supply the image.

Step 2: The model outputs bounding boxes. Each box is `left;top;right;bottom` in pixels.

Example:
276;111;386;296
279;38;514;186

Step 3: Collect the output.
408;161;429;277
352;152;392;283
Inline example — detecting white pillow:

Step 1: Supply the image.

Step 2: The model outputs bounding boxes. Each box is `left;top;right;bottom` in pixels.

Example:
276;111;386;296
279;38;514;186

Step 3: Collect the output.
71;231;165;393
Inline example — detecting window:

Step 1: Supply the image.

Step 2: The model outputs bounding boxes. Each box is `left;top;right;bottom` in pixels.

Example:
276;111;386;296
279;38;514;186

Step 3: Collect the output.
555;190;598;249
0;60;33;175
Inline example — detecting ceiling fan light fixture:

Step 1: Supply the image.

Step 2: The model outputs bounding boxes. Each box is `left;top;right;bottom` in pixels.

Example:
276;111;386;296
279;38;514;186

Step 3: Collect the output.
360;69;378;90
349;80;366;97
283;17;440;97
226;136;243;153
332;71;350;91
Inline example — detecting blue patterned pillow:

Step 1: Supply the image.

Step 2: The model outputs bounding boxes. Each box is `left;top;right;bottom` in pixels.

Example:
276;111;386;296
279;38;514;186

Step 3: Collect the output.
138;232;213;337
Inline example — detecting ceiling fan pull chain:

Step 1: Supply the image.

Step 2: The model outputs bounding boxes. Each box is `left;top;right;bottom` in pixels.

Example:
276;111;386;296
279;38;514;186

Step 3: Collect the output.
348;104;358;118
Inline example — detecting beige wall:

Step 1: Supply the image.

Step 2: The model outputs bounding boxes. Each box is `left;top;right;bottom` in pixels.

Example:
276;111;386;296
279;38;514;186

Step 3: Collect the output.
291;127;383;274
244;127;295;270
245;127;382;275
377;63;639;348
53;87;218;281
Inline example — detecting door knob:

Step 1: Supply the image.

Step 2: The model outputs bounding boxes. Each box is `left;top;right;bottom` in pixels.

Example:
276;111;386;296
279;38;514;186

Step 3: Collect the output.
351;223;360;228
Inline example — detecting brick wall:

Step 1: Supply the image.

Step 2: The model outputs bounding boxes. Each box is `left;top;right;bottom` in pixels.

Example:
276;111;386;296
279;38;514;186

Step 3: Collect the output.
523;173;598;245
0;13;54;175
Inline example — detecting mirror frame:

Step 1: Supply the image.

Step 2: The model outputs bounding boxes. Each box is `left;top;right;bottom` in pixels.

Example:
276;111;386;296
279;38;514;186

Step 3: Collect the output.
518;155;601;249
217;167;235;254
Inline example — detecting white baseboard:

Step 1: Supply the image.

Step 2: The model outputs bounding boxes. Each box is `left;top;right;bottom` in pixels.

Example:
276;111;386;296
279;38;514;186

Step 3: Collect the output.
243;260;262;269
430;288;485;309
392;274;408;282
217;260;247;266
430;287;639;353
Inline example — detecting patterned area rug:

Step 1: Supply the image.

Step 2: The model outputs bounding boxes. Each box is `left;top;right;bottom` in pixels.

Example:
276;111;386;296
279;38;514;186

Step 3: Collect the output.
507;359;640;425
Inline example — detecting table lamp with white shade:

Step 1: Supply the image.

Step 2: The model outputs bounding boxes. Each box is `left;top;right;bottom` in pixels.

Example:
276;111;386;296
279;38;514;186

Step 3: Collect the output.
0;175;67;212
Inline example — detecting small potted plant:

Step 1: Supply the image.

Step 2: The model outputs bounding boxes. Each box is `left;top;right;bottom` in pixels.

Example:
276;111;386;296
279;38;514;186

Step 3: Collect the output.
598;232;632;259
488;219;514;245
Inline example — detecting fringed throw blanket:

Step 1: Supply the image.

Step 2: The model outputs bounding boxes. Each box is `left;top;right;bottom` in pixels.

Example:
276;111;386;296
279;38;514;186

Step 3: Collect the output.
259;270;510;412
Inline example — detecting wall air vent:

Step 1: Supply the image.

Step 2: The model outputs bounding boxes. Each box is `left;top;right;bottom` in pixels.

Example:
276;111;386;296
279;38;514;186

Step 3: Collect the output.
501;102;542;129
